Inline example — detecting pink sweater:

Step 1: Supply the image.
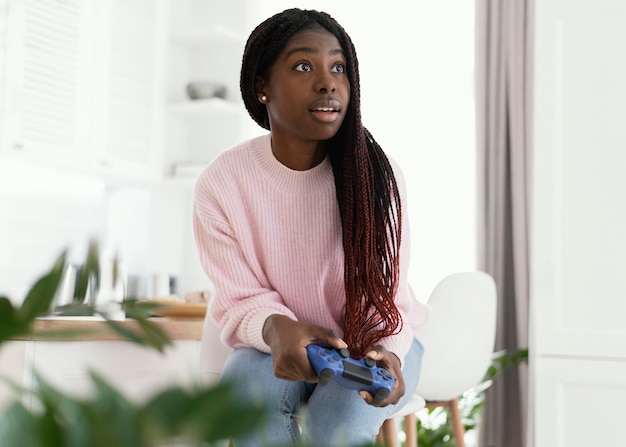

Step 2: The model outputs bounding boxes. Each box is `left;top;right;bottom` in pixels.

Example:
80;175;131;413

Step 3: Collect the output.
193;134;430;363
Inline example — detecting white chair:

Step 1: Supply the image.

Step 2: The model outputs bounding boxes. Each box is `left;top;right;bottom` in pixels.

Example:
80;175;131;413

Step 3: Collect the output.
378;271;498;447
199;311;232;386
199;272;497;447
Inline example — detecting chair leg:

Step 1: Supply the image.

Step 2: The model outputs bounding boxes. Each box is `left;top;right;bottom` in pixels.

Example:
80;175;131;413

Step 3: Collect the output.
404;413;417;447
378;418;399;447
448;398;465;447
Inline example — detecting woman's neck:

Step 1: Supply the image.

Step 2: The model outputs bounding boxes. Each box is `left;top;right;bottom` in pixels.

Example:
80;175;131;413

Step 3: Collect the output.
270;135;327;171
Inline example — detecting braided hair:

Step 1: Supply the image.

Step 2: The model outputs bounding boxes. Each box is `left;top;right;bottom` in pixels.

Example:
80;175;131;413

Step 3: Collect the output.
240;8;403;358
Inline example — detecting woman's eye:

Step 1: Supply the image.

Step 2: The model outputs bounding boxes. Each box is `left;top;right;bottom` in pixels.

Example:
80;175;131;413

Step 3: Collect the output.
331;63;345;74
295;62;312;72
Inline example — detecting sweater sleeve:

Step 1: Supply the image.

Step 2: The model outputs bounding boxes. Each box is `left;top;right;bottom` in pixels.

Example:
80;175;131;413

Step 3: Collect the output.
192;165;298;353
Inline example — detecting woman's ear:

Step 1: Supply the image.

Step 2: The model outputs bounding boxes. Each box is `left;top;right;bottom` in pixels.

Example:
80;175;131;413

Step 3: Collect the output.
255;76;267;102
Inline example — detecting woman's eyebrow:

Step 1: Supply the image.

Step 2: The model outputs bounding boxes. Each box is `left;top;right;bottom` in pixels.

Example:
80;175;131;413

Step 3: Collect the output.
284;47;345;59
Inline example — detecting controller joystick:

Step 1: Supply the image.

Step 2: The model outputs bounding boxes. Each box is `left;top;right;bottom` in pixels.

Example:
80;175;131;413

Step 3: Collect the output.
306;344;396;405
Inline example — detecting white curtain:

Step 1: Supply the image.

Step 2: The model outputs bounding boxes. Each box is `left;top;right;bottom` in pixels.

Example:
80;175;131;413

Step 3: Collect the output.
475;0;534;446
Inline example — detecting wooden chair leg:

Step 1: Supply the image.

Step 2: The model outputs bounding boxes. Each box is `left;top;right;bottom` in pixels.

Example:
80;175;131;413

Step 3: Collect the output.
378;418;399;447
448;398;465;447
404;413;417;447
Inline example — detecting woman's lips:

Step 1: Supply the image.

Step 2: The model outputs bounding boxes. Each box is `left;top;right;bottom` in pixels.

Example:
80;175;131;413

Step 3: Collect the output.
310;100;342;123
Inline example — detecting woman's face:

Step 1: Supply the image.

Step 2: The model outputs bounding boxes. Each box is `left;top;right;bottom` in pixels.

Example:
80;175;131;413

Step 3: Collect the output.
260;25;351;145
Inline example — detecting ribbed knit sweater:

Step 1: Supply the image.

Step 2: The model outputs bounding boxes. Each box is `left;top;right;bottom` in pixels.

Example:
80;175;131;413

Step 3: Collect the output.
193;134;430;363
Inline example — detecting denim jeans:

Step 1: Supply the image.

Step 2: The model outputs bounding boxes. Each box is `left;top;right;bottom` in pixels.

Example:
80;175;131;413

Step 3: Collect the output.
221;338;424;447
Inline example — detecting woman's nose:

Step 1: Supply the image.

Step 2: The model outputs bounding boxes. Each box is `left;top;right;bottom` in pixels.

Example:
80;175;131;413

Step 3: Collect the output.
315;72;336;93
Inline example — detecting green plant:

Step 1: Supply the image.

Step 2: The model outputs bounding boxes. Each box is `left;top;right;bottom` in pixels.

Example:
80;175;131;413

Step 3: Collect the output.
416;349;529;447
0;241;169;351
0;241;267;446
0;373;265;447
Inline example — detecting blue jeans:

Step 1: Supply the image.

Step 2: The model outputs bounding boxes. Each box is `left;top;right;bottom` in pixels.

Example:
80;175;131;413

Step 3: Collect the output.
220;338;424;447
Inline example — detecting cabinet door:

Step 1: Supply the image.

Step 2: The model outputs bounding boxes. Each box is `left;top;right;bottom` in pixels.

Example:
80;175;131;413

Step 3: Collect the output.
0;0;93;169
0;0;7;137
0;341;29;412
28;340;200;404
534;357;626;447
91;0;167;181
532;0;626;360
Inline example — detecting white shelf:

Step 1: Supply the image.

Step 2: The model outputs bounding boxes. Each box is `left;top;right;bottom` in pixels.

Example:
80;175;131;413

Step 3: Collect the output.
171;25;244;46
168;98;242;117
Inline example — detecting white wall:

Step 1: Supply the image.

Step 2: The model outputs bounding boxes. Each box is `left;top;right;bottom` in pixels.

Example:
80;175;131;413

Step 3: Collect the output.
0;1;476;304
244;1;477;301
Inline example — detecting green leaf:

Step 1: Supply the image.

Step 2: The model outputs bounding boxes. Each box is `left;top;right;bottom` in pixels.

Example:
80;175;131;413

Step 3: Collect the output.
0;297;18;342
101;303;172;353
53;303;95;317
87;373;142;447
133;318;172;352
123;300;165;320
18;250;67;325
100;319;148;347
140;381;267;444
0;402;40;447
74;240;100;302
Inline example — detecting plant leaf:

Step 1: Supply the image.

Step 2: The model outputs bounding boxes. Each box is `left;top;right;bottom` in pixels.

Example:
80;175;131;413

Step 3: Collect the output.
0;402;41;446
100;319;147;346
17;250;67;326
74;240;100;302
133;318;172;352
140;381;266;444
0;297;18;342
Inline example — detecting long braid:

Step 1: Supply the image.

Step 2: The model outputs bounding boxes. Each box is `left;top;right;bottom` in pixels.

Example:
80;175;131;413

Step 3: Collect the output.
241;9;403;359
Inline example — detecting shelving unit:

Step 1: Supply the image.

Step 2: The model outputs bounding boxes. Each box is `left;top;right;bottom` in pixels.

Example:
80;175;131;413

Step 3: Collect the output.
170;24;245;47
164;0;251;182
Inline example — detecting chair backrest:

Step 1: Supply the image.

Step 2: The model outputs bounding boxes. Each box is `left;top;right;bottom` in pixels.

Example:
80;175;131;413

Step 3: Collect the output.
414;271;497;401
199;313;233;385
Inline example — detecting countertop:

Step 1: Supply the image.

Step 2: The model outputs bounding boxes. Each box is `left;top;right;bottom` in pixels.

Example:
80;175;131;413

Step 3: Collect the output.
14;317;204;341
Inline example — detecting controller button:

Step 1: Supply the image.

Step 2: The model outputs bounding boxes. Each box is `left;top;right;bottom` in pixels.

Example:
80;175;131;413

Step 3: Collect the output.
319;369;334;386
339;348;350;358
373;388;390;405
365;358;376;368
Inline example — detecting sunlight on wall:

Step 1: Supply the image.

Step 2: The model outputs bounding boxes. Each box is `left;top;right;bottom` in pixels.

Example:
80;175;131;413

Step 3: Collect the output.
0;1;476;305
246;1;477;301
0;162;106;302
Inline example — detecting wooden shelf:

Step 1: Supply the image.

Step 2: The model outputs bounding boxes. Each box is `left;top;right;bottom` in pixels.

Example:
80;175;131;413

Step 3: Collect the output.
17;317;204;341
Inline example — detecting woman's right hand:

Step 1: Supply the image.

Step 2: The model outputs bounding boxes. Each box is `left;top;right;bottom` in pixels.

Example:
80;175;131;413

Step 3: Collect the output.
262;314;347;382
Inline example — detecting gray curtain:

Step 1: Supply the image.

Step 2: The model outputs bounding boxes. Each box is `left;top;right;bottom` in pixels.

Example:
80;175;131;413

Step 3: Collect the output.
475;0;533;446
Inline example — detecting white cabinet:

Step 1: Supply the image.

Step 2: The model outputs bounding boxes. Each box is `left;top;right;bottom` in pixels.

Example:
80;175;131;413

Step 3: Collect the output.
0;0;167;182
534;358;626;447
0;338;201;408
531;0;626;445
164;0;257;182
90;0;168;181
0;0;93;169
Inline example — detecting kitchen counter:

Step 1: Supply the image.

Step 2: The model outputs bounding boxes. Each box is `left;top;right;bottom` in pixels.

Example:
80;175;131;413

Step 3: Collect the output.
1;317;207;408
14;317;204;341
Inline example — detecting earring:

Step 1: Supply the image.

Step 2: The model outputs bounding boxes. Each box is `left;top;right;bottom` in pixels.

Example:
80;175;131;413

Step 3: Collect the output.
260;95;267;103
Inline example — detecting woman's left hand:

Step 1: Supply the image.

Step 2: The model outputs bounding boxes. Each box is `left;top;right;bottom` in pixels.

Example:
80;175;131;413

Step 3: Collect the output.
358;345;405;407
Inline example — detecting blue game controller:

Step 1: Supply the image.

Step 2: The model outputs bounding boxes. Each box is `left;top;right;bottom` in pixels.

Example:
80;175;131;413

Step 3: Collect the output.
306;344;396;405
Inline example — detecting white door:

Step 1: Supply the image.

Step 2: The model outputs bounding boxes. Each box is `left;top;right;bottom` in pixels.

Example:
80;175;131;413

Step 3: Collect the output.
531;0;626;445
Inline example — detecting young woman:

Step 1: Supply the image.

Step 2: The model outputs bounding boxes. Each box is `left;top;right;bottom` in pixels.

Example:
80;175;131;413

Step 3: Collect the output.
193;8;430;447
